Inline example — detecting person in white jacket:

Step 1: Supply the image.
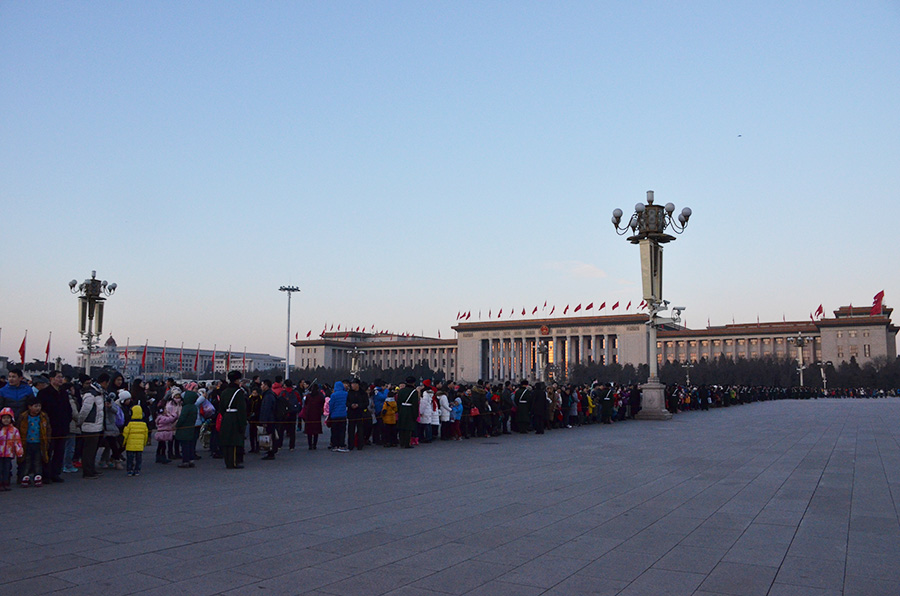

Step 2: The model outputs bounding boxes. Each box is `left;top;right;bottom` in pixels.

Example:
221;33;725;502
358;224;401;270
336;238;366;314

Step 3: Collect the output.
77;374;107;479
437;389;451;440
418;384;436;443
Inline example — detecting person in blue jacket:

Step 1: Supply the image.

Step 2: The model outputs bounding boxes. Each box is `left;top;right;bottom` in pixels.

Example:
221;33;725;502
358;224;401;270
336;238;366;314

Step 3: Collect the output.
328;381;348;452
372;380;388;445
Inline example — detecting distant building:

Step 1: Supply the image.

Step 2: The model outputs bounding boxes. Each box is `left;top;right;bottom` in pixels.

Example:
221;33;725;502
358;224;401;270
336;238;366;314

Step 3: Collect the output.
452;305;896;383
292;331;457;375
78;336;283;378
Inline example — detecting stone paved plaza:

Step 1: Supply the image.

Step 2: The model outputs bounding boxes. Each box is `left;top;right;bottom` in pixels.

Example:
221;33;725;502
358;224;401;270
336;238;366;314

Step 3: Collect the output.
3;398;900;596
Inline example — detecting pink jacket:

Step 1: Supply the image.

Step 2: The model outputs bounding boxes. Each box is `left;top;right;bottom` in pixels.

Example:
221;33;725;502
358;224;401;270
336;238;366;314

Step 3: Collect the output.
0;423;24;459
153;400;182;442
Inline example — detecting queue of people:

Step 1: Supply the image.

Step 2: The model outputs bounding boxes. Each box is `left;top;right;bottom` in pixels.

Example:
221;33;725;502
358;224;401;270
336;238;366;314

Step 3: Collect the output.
0;365;895;490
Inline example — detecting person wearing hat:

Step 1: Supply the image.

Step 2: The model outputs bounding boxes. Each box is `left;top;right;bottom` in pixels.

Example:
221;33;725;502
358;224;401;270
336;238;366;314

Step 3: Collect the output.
346;378;368;451
219;370;248;469
396;376;419;448
513;380;531;433
37;370;71;483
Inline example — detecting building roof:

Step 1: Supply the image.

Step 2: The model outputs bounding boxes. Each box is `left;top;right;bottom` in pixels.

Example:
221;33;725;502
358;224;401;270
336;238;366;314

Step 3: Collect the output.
453;313;648;332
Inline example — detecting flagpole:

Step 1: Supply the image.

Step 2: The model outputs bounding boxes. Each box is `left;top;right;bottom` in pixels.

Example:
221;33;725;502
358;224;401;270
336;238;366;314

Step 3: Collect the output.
45;331;52;369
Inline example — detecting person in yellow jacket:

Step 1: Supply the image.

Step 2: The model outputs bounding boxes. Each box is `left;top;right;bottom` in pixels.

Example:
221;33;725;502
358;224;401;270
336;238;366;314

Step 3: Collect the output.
381;395;398;447
122;405;148;477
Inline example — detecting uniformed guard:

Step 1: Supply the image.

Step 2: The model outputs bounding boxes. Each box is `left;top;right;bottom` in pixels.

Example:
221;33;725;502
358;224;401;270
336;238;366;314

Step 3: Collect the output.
513;380;531;433
397;376;420;448
218;370;248;469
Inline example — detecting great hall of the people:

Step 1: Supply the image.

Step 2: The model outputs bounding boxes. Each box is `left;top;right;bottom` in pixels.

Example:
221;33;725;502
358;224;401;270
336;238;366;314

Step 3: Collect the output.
292;305;897;384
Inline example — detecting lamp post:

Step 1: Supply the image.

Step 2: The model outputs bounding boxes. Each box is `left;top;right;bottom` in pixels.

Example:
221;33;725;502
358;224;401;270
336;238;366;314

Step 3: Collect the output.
69;270;117;376
815;360;833;393
682;360;695;387
536;342;549;383
787;332;814;386
279;285;300;380
612;190;692;420
347;347;364;378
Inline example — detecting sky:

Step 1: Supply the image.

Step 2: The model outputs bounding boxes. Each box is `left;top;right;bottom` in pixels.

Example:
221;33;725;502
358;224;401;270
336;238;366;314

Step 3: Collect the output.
2;2;898;365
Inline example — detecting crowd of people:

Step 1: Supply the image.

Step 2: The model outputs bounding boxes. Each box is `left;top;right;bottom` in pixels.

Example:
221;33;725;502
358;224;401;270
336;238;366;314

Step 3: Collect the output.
0;365;895;490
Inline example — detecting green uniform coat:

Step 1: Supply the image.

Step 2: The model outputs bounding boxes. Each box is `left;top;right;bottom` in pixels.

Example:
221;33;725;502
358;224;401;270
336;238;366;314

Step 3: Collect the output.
514;387;531;427
218;384;247;447
397;386;419;432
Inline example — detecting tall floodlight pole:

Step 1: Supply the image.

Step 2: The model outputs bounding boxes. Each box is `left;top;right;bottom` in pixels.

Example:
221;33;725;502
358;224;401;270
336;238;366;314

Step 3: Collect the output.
69;271;117;376
279;286;300;380
612;190;692;420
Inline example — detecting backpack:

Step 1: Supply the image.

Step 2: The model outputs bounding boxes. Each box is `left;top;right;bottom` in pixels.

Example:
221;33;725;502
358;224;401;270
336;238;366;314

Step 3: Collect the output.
287;390;301;415
275;392;291;421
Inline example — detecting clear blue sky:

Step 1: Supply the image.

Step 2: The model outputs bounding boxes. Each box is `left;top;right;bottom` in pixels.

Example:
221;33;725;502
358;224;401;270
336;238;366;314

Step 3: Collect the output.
2;2;898;363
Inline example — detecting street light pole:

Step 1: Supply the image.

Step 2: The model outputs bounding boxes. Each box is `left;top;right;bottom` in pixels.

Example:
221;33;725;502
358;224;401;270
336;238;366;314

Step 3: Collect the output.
279;285;300;381
787;332;813;387
69;270;117;376
612;191;692;420
536;342;549;383
682;360;695;387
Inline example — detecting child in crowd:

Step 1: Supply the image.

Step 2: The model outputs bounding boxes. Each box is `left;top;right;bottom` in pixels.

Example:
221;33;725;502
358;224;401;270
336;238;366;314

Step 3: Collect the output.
122;405;149;477
18;396;51;487
451;397;463;440
381;393;397;447
0;407;24;491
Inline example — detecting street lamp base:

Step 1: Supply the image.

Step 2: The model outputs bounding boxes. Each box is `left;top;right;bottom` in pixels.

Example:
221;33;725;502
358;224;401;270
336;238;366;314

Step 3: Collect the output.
636;382;673;421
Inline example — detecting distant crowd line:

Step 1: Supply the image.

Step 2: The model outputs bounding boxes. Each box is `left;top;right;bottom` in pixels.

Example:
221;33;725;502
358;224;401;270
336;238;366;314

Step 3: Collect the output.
0;366;894;490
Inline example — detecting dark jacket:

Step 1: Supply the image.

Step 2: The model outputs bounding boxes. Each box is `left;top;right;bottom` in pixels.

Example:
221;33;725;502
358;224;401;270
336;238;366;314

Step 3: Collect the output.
259;389;277;424
218;384;247;447
38;385;72;436
346;387;369;420
174;392;199;442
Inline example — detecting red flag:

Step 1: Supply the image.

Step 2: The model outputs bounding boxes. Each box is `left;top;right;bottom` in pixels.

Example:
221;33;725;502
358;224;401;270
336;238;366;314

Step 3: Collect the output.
161;342;166;371
193;345;200;373
626;301;632;310
45;332;51;365
810;312;814;322
466;311;471;320
18;331;26;365
306;330;312;338
344;332;350;339
521;308;526;316
456;311;461;320
574;304;582;312
498;308;503;318
179;343;184;371
211;344;216;374
871;290;885;316
489;309;492;318
564;305;569;314
242;349;246;373
141;341;148;371
295;332;298;340
438;330;441;339
612;302;619;310
549;305;555;315
586;303;593;310
338;324;341;331
124;340;129;366
532;306;538;314
639;299;646;309
330;324;334;330
543;300;547;308
599;302;606;310
815;304;824;318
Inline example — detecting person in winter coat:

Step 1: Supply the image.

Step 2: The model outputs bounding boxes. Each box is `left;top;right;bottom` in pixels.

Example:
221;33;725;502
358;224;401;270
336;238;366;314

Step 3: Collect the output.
396;377;419;448
450;397;463;440
0;407;24;490
346;379;369;451
437;389;451;440
218;371;248;469
154;389;181;463
514;381;531;433
258;379;278;460
175;391;199;468
37;370;71;483
328;381;348;451
380;393;398;447
418;382;436;443
122;405;148;476
77;377;106;479
17;396;51;487
531;383;548;434
371;381;388;446
301;384;326;450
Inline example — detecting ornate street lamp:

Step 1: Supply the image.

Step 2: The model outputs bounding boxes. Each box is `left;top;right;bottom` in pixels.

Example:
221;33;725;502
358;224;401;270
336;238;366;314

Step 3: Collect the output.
787;332;814;386
69;270;117;376
682;360;695;387
346;347;364;378
279;285;300;380
536;342;549;383
612;191;692;420
815;360;833;392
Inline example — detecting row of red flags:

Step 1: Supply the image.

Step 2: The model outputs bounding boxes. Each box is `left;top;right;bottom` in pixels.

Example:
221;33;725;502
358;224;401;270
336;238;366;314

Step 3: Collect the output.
6;291;889;366
456;300;649;321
